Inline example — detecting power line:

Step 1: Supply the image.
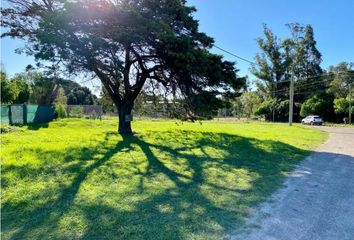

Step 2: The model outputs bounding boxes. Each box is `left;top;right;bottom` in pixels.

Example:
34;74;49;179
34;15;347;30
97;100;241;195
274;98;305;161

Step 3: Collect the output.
273;78;335;94
213;45;257;65
182;29;258;66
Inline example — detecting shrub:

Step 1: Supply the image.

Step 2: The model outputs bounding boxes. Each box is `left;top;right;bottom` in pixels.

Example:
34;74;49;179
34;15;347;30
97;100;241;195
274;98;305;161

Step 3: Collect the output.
55;104;67;118
300;93;335;121
255;98;289;122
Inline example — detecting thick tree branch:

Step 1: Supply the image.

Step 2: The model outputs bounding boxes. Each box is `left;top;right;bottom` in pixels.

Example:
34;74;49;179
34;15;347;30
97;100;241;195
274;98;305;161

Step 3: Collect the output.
92;64;121;107
123;45;132;95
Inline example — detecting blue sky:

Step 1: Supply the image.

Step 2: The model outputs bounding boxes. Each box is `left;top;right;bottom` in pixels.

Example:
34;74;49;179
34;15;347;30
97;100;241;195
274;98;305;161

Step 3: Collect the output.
188;0;354;78
1;0;354;81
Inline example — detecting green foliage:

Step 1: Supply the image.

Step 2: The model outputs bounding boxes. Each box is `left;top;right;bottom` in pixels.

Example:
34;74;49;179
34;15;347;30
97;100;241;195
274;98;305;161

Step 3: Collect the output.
28;73;56;104
255;99;274;118
334;98;354;116
300;95;326;117
53;86;68;119
54;104;67;119
252;24;289;99
240;91;261;118
11;74;32;104
2;0;246;133
327;62;354;98
1;118;327;239
67;87;96;105
1;71;20;103
98;87;115;113
10;71;97;105
255;98;289;121
54;86;67;105
334;98;349;115
183;91;224;120
252;23;325;121
286;23;322;79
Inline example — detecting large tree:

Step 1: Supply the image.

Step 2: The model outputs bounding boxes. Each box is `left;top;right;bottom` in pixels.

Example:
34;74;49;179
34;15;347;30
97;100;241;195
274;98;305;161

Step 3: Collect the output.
252;23;324;122
2;0;243;134
285;23;323;102
327;62;354;99
251;25;290;100
251;25;291;121
240;91;261;119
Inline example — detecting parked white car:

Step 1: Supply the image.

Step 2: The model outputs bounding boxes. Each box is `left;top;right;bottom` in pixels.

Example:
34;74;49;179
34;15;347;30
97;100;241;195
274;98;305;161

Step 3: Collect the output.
301;115;323;125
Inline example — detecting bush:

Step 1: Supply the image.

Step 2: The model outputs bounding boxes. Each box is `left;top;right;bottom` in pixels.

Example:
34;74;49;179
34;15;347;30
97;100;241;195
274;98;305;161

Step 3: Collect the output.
55;104;67;118
255;98;289;122
300;94;335;121
334;98;354;115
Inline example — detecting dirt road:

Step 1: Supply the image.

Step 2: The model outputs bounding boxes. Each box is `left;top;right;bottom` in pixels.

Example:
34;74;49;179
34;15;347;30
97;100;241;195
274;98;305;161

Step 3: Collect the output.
232;126;354;240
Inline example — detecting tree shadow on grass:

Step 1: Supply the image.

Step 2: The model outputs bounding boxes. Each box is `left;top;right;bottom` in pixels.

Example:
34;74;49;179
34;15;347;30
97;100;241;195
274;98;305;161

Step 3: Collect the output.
2;130;316;239
26;122;49;130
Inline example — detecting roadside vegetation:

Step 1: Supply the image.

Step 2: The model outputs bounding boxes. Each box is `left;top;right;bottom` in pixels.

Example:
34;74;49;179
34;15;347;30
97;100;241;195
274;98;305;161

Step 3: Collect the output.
1;118;327;239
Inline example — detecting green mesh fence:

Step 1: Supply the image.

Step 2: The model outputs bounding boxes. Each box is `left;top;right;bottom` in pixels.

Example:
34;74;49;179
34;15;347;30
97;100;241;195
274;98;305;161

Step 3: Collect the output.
26;105;38;123
27;105;55;123
0;104;55;125
1;105;10;125
10;105;25;125
36;105;55;122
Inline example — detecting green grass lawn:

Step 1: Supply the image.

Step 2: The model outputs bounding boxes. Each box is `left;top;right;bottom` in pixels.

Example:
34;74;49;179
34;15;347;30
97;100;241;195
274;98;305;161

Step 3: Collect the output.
1;118;327;240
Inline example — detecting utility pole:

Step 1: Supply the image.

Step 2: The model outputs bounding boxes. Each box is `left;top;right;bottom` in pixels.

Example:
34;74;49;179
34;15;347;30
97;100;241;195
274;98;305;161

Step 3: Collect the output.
349;82;352;124
272;81;275;122
289;74;294;126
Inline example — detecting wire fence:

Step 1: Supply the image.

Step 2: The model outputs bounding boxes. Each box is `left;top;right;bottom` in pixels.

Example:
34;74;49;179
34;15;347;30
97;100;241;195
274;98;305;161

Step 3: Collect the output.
66;105;103;119
1;104;103;125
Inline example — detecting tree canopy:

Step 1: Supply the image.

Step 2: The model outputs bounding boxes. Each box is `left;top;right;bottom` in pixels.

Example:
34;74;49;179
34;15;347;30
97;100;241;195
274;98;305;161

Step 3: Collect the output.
252;23;325;122
0;71;31;104
2;0;245;134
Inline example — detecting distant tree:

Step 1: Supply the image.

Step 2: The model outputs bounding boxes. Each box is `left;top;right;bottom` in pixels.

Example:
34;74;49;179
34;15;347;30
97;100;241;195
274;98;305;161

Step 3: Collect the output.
251;25;293;122
251;25;290;101
11;74;32;103
67;87;96;105
286;24;322;79
300;93;334;120
333;98;349;115
53;86;67;105
2;0;245;135
285;23;323;101
98;87;115;114
253;23;324;122
13;71;97;105
1;71;19;103
327;62;354;98
240;92;261;119
255;99;274;120
53;85;67;118
333;97;354;118
255;98;289;122
22;72;57;104
231;97;243;119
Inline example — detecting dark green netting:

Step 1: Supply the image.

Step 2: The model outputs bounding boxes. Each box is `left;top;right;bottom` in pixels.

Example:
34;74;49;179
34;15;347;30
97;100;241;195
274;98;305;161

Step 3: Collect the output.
26;105;39;123
29;105;55;123
0;104;55;125
1;105;10;124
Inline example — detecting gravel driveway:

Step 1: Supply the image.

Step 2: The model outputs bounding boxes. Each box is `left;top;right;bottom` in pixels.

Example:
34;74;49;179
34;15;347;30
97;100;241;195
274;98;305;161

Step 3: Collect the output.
232;126;354;240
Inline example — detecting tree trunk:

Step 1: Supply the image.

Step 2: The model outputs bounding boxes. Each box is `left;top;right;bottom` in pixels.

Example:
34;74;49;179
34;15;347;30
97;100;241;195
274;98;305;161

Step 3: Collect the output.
118;102;133;135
